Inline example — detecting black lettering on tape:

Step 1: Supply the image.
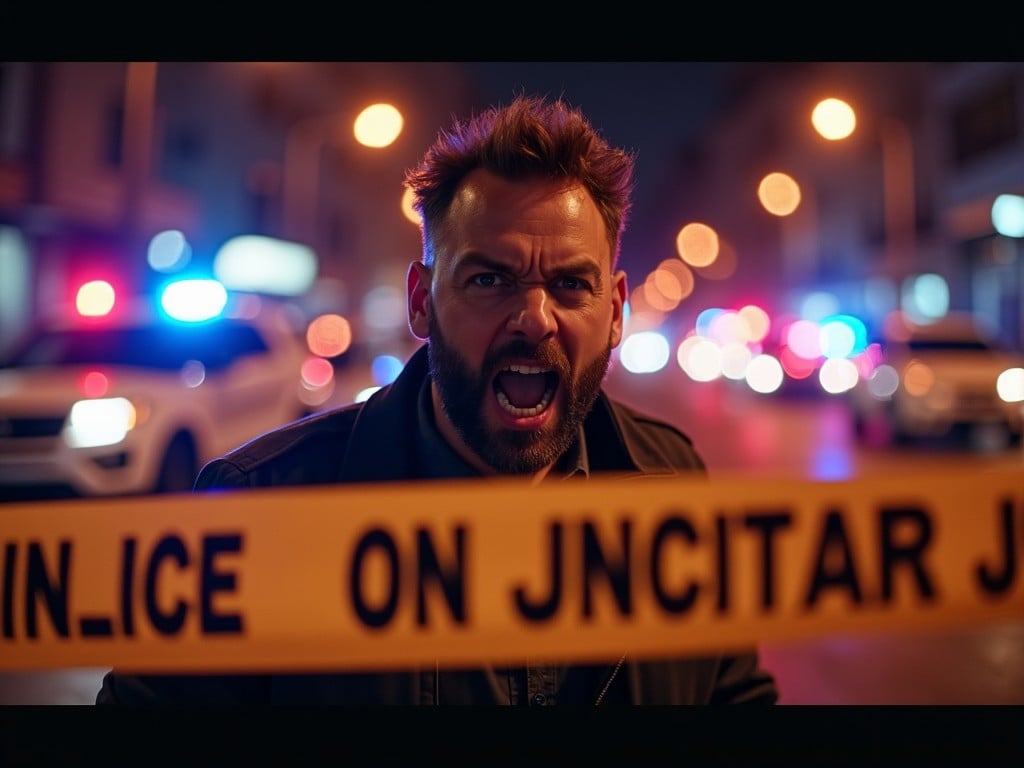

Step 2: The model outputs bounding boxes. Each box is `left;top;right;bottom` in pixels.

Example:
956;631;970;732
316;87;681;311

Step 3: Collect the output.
121;537;136;636
743;511;793;610
145;535;189;635
650;515;698;614
78;616;113;637
3;542;15;639
513;522;563;622
201;533;243;634
350;528;400;629
715;515;729;612
880;507;935;602
804;510;863;608
415;526;467;626
27;540;70;638
975;497;1019;595
582;518;632;619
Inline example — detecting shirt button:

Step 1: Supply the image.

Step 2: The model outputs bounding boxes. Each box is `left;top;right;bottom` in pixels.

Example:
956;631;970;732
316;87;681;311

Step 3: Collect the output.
531;693;547;706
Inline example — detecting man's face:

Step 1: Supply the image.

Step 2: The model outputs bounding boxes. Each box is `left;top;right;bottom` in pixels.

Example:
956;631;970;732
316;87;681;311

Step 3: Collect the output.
407;169;627;475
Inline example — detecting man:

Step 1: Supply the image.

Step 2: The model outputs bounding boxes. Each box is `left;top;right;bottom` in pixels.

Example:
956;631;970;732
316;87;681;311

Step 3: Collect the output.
96;94;778;704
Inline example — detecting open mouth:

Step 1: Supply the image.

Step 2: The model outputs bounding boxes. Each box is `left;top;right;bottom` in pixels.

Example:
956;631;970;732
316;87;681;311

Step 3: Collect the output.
493;364;558;418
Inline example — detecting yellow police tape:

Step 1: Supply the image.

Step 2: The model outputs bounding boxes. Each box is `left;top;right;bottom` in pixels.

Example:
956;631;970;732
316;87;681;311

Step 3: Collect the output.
2;466;1022;673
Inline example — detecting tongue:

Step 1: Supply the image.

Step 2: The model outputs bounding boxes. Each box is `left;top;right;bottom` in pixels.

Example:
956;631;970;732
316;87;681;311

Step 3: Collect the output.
496;371;547;408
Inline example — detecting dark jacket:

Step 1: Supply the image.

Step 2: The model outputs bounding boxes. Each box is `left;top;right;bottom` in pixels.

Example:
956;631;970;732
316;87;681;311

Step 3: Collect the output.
96;346;778;704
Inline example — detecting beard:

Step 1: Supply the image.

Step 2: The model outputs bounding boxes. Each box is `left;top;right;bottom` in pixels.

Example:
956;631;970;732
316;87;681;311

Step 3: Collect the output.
426;315;611;474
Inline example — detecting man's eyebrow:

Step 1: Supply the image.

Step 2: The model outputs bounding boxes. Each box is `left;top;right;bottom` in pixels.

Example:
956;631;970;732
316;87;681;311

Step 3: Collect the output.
453;252;508;273
454;252;605;283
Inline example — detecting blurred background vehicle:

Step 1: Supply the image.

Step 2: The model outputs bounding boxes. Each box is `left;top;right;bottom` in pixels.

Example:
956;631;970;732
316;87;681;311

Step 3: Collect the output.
848;312;1024;449
0;279;309;501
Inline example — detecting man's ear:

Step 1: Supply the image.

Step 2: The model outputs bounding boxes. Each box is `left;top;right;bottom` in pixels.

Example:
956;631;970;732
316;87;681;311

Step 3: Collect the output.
609;269;627;349
407;261;432;340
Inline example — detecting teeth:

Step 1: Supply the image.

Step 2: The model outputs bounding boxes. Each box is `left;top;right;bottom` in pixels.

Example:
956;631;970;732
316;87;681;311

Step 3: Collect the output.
496;388;553;417
502;364;551;375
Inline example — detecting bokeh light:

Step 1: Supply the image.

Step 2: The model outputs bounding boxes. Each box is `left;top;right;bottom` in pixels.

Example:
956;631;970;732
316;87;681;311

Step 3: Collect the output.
811;97;856;140
737;305;770;343
758;172;801;216
147;229;192;273
401;186;421;225
997;367;1024;403
77;370;110;399
354;103;403;148
677;335;722;382
745;354;784;394
75;280;116;317
214;235;317;297
371;354;404;385
818;356;859;394
306;313;352;358
676;222;719;267
991;193;1024;238
160;279;228;323
785;319;823;360
620;331;670;373
301;355;335;389
902;273;949;322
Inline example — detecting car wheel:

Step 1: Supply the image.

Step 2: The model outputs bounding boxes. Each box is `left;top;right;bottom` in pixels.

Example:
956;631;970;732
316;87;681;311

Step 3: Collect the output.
155;433;197;494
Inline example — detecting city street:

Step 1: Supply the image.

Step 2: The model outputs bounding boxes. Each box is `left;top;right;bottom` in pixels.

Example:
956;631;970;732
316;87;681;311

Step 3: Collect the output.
605;365;1024;704
2;368;1022;704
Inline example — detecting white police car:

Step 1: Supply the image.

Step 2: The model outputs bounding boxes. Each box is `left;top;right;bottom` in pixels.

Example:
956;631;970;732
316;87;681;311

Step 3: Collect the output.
0;285;309;501
849;313;1024;448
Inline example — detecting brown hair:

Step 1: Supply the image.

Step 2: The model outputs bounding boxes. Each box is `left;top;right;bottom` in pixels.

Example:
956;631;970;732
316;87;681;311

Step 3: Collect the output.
404;93;636;267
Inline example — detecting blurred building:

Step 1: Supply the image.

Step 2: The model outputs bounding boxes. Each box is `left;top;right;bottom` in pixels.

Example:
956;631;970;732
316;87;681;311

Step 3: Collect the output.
655;61;1024;350
0;62;476;361
2;62;1022;363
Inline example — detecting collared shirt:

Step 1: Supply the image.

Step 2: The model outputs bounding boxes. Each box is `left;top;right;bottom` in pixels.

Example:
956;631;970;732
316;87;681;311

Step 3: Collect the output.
413;378;614;704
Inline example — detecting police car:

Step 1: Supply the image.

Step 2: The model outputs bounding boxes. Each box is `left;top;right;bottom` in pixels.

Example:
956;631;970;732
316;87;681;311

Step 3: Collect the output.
849;312;1024;448
0;281;309;501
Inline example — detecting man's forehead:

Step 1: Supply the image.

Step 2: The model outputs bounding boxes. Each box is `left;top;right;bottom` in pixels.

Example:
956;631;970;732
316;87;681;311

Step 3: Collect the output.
450;170;590;216
429;170;615;269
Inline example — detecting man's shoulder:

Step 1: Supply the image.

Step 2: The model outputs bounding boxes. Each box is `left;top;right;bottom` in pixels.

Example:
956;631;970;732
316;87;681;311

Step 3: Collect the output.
235;404;361;460
601;395;707;474
197;403;363;487
605;396;698;447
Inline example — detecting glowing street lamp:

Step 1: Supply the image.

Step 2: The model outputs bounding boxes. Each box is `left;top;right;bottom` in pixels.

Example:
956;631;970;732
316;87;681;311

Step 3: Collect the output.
282;103;404;246
811;96;916;273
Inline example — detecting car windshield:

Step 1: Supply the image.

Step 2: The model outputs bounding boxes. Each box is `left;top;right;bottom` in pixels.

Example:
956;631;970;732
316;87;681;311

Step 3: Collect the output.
5;321;267;372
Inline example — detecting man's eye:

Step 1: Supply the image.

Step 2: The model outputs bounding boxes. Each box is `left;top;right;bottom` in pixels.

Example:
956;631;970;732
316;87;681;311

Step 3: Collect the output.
471;273;507;288
556;276;591;291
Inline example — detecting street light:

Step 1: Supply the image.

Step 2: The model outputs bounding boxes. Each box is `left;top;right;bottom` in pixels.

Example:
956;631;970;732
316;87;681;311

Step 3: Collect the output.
281;104;403;247
811;96;916;275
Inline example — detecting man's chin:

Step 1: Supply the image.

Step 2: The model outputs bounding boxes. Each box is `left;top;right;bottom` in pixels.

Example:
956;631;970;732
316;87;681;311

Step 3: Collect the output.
474;426;562;475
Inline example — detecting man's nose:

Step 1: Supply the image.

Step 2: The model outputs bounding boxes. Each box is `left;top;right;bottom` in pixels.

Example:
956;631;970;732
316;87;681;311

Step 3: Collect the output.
506;286;556;339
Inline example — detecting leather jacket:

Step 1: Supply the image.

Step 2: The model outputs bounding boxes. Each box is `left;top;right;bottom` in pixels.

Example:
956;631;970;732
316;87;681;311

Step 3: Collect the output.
96;346;778;705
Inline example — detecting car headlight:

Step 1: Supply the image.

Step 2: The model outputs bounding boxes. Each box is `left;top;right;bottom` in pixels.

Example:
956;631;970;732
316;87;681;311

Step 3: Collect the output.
63;397;138;448
997;367;1024;403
